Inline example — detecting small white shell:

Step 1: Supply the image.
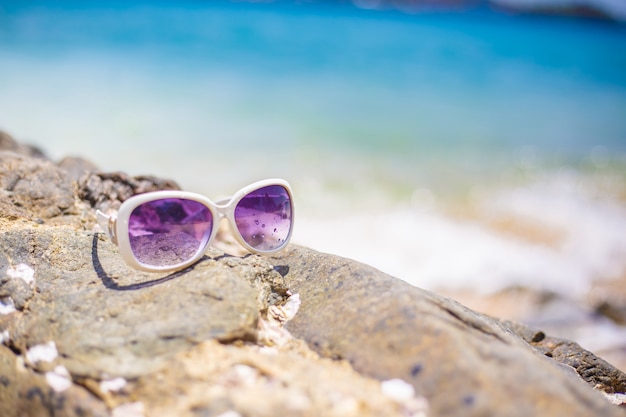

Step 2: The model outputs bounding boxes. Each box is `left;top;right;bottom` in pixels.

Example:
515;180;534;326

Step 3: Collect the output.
100;377;127;393
0;297;16;315
280;293;301;321
46;365;72;392
26;341;58;364
381;378;415;402
0;330;11;345
268;293;301;325
381;379;429;417
7;263;35;285
257;318;292;347
215;411;242;417
112;402;145;417
229;364;258;387
0;330;9;345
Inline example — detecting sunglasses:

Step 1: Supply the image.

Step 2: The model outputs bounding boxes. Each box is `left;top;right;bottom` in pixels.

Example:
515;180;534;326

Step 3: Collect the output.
96;179;294;272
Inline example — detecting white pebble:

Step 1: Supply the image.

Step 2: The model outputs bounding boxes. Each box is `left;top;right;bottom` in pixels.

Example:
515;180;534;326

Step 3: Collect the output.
0;330;9;345
100;377;127;393
381;378;416;402
330;396;358;414
26;341;58;364
46;365;72;392
112;402;145;417
0;297;16;315
7;263;35;285
231;364;258;386
215;412;242;417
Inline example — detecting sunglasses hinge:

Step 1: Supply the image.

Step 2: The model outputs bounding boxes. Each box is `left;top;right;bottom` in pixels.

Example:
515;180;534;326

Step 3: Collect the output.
108;215;118;246
96;210;119;246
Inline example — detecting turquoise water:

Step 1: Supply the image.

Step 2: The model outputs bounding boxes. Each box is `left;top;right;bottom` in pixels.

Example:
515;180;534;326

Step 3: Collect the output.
2;2;625;155
1;2;626;295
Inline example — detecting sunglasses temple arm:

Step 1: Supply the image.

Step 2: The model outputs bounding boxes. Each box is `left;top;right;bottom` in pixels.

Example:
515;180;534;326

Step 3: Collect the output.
96;210;118;245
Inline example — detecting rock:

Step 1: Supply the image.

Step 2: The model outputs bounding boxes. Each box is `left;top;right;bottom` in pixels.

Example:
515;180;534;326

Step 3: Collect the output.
0;151;77;222
268;247;626;416
57;156;100;182
0;219;283;379
504;320;626;394
129;339;427;417
78;171;180;213
597;301;626;326
441;282;626;374
0;141;625;416
0;131;47;159
592;278;626;326
0;345;109;417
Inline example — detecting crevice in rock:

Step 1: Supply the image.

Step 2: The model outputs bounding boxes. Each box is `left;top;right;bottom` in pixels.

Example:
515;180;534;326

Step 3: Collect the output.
440;303;508;344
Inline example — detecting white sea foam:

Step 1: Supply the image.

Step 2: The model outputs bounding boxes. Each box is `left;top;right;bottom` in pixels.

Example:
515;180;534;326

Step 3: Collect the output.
294;173;626;297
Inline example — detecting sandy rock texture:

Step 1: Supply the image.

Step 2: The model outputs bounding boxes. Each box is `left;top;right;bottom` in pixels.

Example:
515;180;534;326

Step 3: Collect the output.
0;132;624;416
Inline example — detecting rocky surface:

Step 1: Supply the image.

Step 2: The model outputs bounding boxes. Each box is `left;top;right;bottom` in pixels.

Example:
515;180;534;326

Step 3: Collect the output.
439;282;626;374
0;131;625;416
504;320;626;394
268;247;626;416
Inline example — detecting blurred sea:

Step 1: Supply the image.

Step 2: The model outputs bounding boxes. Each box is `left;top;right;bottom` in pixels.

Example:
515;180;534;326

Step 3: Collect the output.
1;1;625;301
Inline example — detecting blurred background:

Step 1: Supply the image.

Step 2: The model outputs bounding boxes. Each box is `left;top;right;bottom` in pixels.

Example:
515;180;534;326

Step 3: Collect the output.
1;0;625;368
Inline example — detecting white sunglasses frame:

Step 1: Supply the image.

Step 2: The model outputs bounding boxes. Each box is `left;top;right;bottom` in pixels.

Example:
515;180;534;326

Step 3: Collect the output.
96;178;294;272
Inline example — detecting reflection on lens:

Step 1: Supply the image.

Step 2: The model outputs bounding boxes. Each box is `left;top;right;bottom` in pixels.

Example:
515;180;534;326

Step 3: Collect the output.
128;198;213;266
234;185;292;251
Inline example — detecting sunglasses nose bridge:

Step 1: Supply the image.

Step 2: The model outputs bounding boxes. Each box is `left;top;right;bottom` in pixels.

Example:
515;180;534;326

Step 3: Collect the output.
213;201;234;224
215;196;231;206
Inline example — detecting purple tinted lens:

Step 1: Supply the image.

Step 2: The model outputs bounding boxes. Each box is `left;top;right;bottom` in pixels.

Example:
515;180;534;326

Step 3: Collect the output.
128;198;213;267
234;185;292;251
